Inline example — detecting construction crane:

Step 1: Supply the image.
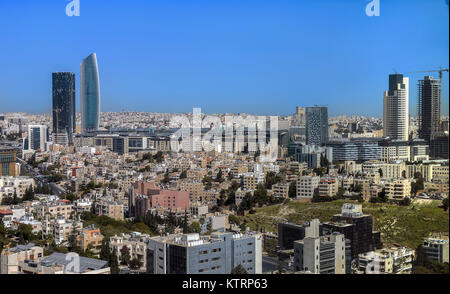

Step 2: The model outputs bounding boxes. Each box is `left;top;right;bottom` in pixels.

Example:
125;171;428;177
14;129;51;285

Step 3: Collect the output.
406;67;449;81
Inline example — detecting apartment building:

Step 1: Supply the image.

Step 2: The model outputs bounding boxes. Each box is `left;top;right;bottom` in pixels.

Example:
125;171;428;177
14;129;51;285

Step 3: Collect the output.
383;179;411;200
0;243;44;274
19;252;110;274
78;224;104;253
178;180;205;202
382;162;406;180
146;232;262;274
358;246;414;274
318;177;339;197
42;217;83;245
129;181;190;218
294;230;346;274
421;234;449;264
242;172;265;191
272;182;290;198
110;232;147;271
94;200;124;220
296;176;320;199
35;200;73;219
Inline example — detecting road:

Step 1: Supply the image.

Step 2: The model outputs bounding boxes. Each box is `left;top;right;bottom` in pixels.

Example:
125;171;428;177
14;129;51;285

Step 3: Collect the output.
262;254;291;274
16;157;66;196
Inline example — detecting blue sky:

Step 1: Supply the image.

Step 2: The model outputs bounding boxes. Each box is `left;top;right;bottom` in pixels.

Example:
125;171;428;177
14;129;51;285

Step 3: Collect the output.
0;0;448;117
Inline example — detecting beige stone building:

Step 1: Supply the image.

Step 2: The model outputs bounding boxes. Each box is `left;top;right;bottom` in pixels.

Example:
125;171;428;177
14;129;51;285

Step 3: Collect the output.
0;243;44;274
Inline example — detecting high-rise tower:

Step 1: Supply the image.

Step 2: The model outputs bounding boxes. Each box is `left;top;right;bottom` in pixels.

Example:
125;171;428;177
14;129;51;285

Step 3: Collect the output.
52;72;75;145
383;74;409;141
418;76;441;143
305;106;329;145
81;53;101;134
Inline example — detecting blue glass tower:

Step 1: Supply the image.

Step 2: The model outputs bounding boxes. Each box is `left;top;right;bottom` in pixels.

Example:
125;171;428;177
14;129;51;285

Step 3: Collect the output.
81;53;101;134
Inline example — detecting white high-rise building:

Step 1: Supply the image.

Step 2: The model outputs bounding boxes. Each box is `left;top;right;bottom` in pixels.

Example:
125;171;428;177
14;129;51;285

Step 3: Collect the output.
383;74;409;141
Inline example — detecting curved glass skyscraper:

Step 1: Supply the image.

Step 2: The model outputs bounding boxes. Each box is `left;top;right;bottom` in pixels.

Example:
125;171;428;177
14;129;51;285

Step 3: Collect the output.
81;53;101;134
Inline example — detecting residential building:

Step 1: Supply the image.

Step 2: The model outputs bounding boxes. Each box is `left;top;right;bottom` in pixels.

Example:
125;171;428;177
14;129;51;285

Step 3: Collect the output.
421;234;449;264
296;176;320;199
318;177;339;197
94;200;124;220
110;232;147;271
358;246;413;274
0;243;44;274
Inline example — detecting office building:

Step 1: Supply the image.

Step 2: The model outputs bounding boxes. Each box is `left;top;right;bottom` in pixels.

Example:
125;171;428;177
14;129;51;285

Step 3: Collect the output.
146;232;262;274
418;76;441;143
52;72;75;145
81;53;101;134
421;234;449;264
305;106;329;145
430;133;449;159
322;204;382;260
296;176;320;199
278;220;324;250
383;74;409;141
26;125;49;151
294;229;346;274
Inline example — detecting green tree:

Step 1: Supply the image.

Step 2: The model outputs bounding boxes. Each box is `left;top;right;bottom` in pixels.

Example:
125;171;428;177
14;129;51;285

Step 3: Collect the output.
120;245;131;266
442;198;449;212
129;258;143;270
188;222;202;234
231;264;248;274
288;182;297;198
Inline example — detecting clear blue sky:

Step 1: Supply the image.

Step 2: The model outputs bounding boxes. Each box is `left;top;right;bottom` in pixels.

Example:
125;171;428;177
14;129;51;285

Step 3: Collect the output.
0;0;448;117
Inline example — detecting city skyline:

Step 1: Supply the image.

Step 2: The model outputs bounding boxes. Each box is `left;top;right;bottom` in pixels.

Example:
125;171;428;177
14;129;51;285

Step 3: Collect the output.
0;0;448;117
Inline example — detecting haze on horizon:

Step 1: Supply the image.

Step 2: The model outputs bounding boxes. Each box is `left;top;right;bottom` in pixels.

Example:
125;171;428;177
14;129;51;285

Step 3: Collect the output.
0;0;448;117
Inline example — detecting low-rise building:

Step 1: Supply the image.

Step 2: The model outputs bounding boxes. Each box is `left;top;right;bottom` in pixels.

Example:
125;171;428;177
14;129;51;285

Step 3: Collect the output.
357;246;414;274
0;243;44;274
110;232;147;271
296;176;320;199
421;234;449;264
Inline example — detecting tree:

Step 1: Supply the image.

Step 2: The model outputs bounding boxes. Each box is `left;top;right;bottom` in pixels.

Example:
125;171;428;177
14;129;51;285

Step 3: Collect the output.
378;168;383;178
188;222;201;234
231;264;248;274
288;182;297;198
120;246;131;266
442;198;449;212
182;211;188;234
129;258;143;270
320;154;329;168
180;170;187;179
109;249;120;274
336;187;345;199
399;197;411;206
276;262;285;274
100;240;111;261
377;188;388;202
16;224;34;244
216;170;223;183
